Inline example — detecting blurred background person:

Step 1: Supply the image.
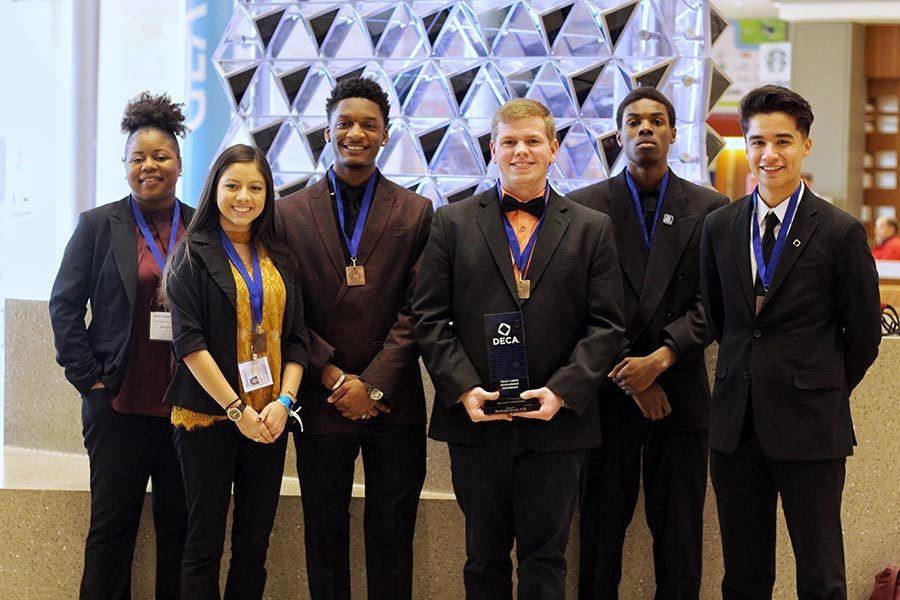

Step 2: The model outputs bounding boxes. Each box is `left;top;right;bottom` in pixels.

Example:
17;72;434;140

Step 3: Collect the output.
164;144;307;599
873;216;900;260
49;91;191;599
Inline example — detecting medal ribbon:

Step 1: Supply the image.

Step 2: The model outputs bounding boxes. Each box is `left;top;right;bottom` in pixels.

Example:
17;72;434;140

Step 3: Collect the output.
624;169;669;250
496;181;548;277
751;183;802;292
130;196;181;273
219;228;264;329
329;167;377;261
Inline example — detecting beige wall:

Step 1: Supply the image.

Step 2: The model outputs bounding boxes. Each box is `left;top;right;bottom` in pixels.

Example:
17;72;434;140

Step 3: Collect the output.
791;22;868;217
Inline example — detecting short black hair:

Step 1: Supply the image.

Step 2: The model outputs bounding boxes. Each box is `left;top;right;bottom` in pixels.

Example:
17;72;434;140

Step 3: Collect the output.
616;86;676;129
325;77;390;129
121;91;188;157
739;85;814;138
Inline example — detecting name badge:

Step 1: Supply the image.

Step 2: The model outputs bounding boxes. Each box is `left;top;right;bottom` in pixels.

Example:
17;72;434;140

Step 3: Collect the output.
238;356;274;392
149;311;173;342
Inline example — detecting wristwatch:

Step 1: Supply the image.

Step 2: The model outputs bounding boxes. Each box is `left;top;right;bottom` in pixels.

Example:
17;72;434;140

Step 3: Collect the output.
226;400;247;422
363;382;384;402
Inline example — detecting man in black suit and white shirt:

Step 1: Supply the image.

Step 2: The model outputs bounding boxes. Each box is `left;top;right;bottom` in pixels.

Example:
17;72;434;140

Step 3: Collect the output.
700;85;882;599
413;98;625;599
569;87;728;600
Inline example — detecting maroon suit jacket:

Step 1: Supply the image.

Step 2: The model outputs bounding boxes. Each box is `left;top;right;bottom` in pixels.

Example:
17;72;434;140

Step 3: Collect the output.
277;174;434;433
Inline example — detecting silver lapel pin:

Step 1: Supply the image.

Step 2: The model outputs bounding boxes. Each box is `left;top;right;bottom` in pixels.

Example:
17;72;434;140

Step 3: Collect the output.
662;213;674;225
793;239;801;247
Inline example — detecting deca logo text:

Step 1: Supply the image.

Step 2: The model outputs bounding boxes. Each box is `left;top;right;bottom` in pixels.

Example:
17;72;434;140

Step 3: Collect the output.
493;322;519;345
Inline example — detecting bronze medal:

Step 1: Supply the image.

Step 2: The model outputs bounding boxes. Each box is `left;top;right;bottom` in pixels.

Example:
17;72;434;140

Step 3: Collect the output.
252;329;267;355
516;278;531;300
346;265;366;286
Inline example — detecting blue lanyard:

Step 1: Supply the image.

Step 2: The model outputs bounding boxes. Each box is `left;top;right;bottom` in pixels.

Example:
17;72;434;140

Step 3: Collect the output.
496;181;548;276
130;196;181;273
624;169;669;250
219;228;264;329
329;168;377;259
751;184;802;292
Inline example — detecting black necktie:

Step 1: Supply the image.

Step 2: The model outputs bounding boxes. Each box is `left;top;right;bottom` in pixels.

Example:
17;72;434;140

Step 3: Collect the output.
638;190;658;232
501;194;545;219
755;211;780;295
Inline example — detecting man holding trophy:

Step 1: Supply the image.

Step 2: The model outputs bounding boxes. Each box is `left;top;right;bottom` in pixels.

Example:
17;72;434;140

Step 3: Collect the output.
413;98;625;599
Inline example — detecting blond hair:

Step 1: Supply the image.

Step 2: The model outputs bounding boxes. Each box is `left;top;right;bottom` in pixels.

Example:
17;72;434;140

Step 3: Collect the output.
491;98;556;143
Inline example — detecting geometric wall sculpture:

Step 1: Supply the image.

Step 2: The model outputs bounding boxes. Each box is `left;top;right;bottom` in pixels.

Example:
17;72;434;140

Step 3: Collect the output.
213;1;730;207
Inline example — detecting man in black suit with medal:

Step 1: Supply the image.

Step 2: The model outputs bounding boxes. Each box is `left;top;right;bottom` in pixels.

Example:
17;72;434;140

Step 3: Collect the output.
569;87;728;600
700;85;882;599
277;77;434;600
413;98;625;599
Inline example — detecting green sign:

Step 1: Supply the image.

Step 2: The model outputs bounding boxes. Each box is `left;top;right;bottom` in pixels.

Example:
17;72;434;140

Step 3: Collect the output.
738;19;788;45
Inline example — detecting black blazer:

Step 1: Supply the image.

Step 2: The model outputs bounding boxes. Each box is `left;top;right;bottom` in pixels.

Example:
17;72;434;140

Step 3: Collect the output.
277;176;433;433
412;188;625;452
49;196;195;395
568;170;728;431
163;229;309;415
700;188;882;460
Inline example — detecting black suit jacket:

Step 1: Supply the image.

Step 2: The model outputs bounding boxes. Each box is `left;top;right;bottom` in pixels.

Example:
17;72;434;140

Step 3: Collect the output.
412;188;625;452
700;188;881;460
568;170;728;431
276;176;433;433
163;229;309;415
49;196;195;395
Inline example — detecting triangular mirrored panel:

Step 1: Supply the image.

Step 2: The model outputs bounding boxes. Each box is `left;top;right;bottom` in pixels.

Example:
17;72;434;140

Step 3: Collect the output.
379;120;429;177
526;62;577;119
430;121;485;176
269;120;317;173
492;2;549;58
269;8;319;60
551;1;611;59
432;4;489;58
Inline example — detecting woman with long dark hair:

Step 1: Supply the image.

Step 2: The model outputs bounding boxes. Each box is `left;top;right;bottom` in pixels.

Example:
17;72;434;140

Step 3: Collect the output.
49;91;190;599
164;143;307;599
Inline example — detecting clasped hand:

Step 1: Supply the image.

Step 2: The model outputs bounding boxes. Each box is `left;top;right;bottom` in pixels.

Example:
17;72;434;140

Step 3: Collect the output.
235;403;289;443
458;386;564;423
328;374;390;421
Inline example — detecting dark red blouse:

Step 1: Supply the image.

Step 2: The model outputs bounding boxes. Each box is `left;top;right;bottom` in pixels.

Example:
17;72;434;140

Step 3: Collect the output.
111;204;184;418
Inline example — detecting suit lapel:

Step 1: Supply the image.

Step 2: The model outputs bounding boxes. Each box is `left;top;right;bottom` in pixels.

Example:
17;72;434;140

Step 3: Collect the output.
194;229;237;309
730;196;756;316
636;176;698;334
758;189;819;314
475;189;521;306
608;172;648;298
524;190;570;295
109;197;138;311
306;177;347;280
354;173;394;264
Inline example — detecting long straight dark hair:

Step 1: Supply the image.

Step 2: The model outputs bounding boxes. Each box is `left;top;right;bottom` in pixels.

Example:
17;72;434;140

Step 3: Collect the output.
163;144;294;297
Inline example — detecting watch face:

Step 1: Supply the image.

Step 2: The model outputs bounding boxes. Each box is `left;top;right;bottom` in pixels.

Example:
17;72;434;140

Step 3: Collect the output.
227;406;243;421
369;388;384;401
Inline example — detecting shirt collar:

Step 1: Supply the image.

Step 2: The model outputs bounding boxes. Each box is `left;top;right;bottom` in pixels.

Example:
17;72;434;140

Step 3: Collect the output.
755;181;804;226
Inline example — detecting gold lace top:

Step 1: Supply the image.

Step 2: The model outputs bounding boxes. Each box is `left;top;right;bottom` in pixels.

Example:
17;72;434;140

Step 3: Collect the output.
172;233;287;430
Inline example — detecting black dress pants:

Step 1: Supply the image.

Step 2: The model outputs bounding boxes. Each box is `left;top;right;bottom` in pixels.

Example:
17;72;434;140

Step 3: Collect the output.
448;442;587;600
80;388;187;600
294;423;426;600
174;419;287;600
578;427;708;600
711;429;847;600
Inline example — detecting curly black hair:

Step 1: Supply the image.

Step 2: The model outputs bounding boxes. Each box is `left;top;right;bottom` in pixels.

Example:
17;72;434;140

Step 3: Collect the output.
325;77;390;128
616;86;676;129
121;91;188;156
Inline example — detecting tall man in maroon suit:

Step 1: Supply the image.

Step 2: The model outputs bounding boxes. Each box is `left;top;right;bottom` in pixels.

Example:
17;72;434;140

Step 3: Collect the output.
413;98;625;599
700;85;882;599
277;77;434;600
569;87;728;600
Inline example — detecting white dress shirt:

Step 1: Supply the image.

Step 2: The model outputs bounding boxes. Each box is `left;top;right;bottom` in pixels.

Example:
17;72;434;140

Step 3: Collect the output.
749;181;804;283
